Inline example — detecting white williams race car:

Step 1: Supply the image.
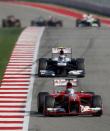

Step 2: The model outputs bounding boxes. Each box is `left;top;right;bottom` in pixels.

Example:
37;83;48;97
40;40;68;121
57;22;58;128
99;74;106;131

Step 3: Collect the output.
38;47;85;77
76;14;101;27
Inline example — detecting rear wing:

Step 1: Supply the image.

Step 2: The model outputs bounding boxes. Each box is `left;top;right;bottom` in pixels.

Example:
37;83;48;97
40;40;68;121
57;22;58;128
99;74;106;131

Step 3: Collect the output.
52;47;72;54
54;78;78;87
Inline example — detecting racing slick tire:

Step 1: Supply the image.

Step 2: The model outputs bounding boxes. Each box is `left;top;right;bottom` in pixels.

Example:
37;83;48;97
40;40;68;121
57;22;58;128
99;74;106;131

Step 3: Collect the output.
76;19;81;27
15;19;21;27
2;19;6;27
56;21;63;27
77;58;85;77
38;58;47;76
37;92;49;113
31;21;36;26
96;19;101;27
44;96;55;116
91;95;103;116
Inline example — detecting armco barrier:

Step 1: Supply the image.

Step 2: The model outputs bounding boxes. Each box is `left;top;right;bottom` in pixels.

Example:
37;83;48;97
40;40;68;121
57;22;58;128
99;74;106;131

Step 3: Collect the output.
36;0;110;16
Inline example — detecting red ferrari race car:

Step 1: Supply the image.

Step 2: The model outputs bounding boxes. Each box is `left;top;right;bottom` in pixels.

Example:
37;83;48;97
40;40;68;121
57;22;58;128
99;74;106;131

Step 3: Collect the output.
2;15;21;27
37;79;103;117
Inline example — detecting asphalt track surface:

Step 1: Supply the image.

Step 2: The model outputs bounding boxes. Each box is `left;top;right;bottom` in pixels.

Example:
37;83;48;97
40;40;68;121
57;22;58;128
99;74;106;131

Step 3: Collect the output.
0;2;110;131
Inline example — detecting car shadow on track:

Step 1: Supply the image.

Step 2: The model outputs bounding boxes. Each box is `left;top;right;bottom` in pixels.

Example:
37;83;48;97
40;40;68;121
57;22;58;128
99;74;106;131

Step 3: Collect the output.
27;111;98;118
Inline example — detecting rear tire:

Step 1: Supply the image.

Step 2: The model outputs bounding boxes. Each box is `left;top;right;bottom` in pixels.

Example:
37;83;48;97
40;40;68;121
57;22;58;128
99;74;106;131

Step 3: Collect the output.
77;58;85;77
31;21;35;26
96;19;101;27
77;58;85;69
37;92;49;113
2;19;6;27
15;20;21;27
76;19;80;27
56;21;63;27
91;95;102;116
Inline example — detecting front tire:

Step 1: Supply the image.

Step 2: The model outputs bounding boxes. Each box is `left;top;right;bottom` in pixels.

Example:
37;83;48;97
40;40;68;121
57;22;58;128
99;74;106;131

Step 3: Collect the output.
38;58;47;76
76;19;81;27
37;92;49;113
91;95;103;116
44;96;55;116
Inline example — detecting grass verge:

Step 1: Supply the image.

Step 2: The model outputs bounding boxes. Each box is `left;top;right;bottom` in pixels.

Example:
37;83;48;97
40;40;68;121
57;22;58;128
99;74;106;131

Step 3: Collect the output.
0;28;23;81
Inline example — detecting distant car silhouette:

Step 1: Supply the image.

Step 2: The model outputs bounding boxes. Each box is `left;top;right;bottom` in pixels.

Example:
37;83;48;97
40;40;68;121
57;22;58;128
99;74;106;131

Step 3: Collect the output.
31;16;63;27
2;15;21;27
76;14;101;27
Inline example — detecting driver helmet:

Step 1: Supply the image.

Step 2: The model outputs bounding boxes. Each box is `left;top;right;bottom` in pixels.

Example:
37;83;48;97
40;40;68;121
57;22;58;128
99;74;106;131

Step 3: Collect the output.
60;49;64;55
59;49;65;60
66;81;73;89
66;81;75;95
83;14;87;19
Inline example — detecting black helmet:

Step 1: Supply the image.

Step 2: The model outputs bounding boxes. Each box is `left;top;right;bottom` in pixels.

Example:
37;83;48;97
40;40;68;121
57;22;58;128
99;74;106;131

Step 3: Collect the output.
60;49;64;55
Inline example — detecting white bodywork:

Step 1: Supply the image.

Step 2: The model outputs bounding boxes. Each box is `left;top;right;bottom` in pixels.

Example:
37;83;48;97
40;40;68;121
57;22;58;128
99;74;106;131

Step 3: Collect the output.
54;79;78;87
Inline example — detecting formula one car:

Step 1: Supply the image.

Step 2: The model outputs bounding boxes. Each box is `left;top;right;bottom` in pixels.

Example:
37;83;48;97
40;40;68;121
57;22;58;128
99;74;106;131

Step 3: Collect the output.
2;15;21;27
76;14;101;27
38;47;85;77
31;16;63;27
31;16;47;26
37;79;103;117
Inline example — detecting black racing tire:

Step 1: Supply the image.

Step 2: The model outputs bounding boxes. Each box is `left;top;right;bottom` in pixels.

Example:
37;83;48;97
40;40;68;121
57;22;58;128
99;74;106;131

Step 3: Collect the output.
2;19;6;27
44;96;55;116
45;96;55;108
38;58;47;76
77;58;85;73
76;58;85;77
37;92;49;113
76;58;85;70
77;58;85;70
91;95;103;116
56;21;63;27
76;19;80;27
15;20;21;27
96;19;101;27
31;21;35;26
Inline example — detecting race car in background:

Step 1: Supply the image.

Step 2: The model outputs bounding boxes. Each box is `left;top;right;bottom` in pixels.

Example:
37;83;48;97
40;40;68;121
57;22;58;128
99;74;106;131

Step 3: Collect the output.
31;16;63;27
76;14;101;27
2;15;21;27
37;79;103;116
38;47;85;77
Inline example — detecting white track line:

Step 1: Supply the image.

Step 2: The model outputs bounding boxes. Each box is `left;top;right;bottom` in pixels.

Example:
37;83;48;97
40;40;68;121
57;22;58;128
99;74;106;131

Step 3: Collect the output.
22;27;45;131
0;94;27;96
0;86;28;89
0;99;26;101
0;27;45;131
0;108;25;111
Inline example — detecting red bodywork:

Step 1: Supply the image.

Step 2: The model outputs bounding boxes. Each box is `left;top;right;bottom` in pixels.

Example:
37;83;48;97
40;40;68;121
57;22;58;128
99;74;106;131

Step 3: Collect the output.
44;91;99;116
